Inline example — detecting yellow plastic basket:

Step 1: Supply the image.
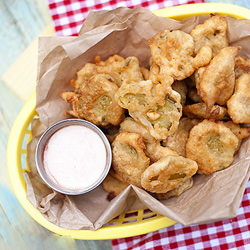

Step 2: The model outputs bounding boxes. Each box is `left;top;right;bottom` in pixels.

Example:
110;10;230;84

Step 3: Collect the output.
7;3;250;240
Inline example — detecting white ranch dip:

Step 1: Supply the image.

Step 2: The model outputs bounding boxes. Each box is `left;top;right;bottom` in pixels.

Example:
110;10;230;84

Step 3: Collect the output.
43;125;107;191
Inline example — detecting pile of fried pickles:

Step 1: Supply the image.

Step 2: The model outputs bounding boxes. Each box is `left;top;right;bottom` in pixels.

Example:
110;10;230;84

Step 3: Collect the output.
61;15;250;200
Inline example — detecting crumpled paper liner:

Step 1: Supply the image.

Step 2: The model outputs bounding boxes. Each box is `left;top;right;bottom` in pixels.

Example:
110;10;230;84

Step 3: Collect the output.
26;7;250;230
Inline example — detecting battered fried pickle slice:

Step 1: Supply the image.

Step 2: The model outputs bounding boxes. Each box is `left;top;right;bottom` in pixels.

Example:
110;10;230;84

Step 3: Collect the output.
94;55;144;86
190;15;228;56
70;62;97;92
112;132;150;187
140;66;150;80
154;177;193;200
186;120;239;175
223;121;250;141
119;117;154;144
61;74;124;127
227;73;250;123
194;67;206;95
187;87;202;103
198;46;239;113
119;117;177;162
163;118;199;157
71;55;144;91
102;173;129;200
145;142;178;163
172;80;188;106
149;29;212;80
183;103;228;120
141;155;198;193
117;80;182;140
235;56;250;79
223;120;250;151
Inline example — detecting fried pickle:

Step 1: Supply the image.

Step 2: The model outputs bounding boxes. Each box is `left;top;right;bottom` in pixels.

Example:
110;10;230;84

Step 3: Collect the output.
61;74;125;126
119;117;154;143
71;55;144;91
116;80;182;140
154;177;193;200
183;103;228;120
187;87;202;103
140;66;150;80
223;121;250;141
172;80;188;106
145;142;178;163
235;56;250;79
186;120;239;175
223;120;250;151
227;73;250;123
102;173;129;200
163;117;199;157
190;15;228;56
198;46;239;113
119;117;178;162
112;132;150;187
149;29;212;80
141;155;198;193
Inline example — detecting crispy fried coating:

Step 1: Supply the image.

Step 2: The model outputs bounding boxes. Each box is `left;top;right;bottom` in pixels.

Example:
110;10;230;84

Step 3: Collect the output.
235;56;250;79
154;177;193;200
183;103;228;120
194;67;206;94
163;118;199;157
149;29;212;80
198;46;239;112
227;73;250;123
119;117;154;144
95;55;144;86
140;66;150;80
102;173;129;199
71;55;144;91
61;74;124;126
186;120;239;175
223;120;250;151
190;15;228;56
141;155;198;193
112;132;150;187
116;80;182;140
119;117;177;162
145;142;178;163
172;80;188;106
187;87;202;103
223;121;250;141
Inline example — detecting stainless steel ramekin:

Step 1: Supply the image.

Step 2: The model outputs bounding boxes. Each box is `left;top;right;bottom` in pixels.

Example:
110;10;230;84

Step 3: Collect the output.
35;119;112;195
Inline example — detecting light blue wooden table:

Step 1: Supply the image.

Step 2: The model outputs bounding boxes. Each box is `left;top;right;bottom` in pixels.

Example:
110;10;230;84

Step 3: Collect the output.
0;0;249;249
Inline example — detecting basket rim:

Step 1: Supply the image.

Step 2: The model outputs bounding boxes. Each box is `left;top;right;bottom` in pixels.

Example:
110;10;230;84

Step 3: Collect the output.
6;92;176;239
7;3;250;240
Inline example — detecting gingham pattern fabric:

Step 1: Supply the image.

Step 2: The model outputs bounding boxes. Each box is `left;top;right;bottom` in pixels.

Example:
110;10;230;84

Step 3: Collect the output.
47;0;204;36
112;180;250;250
46;1;250;249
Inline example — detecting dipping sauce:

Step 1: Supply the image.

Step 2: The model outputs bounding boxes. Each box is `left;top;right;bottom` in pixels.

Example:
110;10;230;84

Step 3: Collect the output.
43;125;107;191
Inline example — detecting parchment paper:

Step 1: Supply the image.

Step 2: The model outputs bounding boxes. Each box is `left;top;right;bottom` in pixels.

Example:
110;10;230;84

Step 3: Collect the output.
27;7;250;230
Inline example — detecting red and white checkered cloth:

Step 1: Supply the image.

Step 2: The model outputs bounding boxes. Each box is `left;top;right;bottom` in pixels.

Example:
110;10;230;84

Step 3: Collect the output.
47;0;204;36
47;1;250;249
112;180;250;249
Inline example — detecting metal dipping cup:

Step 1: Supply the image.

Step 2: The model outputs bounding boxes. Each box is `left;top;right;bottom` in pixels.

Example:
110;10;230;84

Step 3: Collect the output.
35;119;112;195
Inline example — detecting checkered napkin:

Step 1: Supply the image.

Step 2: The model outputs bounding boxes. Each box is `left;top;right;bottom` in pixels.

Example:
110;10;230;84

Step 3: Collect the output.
46;1;250;249
47;0;204;36
112;180;250;249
